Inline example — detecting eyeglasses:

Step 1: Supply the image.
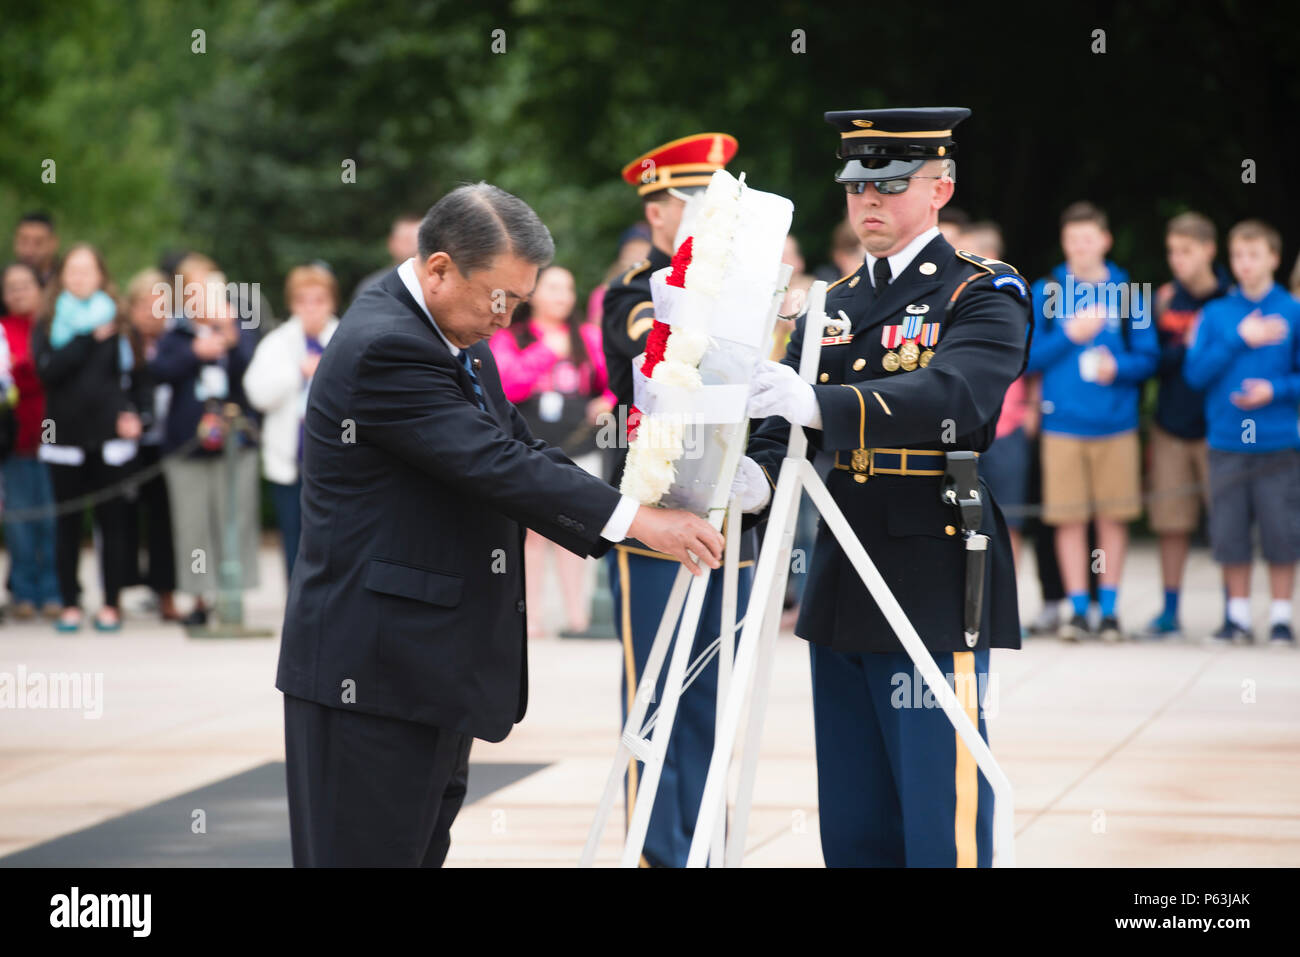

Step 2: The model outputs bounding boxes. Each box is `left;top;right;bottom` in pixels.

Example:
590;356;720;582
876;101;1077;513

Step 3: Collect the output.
843;175;944;196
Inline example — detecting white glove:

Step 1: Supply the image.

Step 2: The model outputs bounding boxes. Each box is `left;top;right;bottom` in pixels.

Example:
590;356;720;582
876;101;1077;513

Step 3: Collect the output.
746;360;823;429
730;455;772;514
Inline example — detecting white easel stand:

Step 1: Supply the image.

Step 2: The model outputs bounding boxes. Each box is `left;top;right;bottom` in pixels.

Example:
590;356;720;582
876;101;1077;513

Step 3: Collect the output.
579;265;793;868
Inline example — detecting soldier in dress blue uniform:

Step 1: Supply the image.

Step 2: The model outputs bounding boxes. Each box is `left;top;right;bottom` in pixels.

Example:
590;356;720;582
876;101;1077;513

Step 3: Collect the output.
738;108;1032;867
601;132;758;867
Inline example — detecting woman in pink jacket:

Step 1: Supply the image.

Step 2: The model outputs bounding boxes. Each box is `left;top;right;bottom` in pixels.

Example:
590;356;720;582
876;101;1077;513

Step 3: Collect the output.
489;265;613;639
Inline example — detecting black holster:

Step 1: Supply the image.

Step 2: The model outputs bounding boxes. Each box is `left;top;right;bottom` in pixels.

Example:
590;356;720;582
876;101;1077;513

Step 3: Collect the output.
941;451;988;649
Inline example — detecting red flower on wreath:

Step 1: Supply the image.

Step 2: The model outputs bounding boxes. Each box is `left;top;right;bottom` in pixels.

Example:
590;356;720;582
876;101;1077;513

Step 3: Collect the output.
667;235;693;287
641;237;694;381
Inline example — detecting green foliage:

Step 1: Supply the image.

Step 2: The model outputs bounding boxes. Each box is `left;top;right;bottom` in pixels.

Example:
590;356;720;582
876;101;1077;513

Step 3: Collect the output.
3;0;1298;313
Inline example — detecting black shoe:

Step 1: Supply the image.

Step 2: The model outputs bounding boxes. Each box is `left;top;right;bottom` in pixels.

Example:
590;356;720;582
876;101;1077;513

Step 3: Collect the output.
1098;615;1125;642
1059;613;1092;642
1268;622;1295;645
1210;620;1251;644
181;607;208;626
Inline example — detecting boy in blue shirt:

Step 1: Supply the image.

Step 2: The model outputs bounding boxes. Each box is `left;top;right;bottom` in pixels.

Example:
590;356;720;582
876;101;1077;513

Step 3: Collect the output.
1027;202;1160;641
1144;213;1231;636
1184;219;1300;644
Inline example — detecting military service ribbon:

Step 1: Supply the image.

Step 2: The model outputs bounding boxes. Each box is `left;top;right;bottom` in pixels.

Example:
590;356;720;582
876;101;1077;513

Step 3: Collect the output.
919;321;940;367
881;323;904;372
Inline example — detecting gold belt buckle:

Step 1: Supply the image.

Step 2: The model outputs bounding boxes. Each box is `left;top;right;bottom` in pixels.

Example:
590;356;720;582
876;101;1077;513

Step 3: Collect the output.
850;447;872;475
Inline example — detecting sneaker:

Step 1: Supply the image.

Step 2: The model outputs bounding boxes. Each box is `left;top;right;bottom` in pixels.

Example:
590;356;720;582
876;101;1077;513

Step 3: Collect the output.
93;608;122;633
54;608;83;633
1027;604;1061;637
1268;622;1295;645
1143;611;1181;638
181;607;208;627
1059;613;1092;642
1209;620;1251;644
1098;615;1125;642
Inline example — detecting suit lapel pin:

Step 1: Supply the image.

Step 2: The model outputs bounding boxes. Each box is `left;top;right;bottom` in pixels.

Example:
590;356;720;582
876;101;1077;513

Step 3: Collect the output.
472;357;482;370
918;262;937;275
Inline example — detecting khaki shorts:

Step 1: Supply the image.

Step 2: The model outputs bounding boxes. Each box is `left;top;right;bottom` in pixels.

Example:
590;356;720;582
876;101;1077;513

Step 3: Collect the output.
1041;430;1142;525
1146;424;1209;533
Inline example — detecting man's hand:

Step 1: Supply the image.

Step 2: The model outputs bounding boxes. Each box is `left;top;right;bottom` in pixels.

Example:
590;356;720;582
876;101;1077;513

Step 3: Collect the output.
1237;310;1289;348
1231;377;1275;410
731;455;772;514
585;394;613;425
1092;345;1118;385
116;411;142;440
1064;305;1107;344
627;506;723;576
193;333;227;361
746;360;822;429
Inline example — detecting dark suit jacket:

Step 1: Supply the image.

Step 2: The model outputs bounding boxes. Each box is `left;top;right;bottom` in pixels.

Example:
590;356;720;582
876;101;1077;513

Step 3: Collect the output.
275;269;623;742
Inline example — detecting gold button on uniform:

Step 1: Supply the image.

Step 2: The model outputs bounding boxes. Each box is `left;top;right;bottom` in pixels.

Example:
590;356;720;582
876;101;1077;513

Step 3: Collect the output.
819;372;829;383
944;524;956;536
854;474;867;484
919;262;937;275
852;357;866;371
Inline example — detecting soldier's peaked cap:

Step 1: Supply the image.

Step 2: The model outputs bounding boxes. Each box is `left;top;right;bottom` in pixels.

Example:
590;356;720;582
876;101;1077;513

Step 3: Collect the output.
621;132;738;197
825;107;970;182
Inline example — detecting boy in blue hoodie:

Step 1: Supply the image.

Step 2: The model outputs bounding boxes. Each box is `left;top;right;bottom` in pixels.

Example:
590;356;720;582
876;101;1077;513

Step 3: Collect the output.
1027;202;1159;641
1183;219;1300;645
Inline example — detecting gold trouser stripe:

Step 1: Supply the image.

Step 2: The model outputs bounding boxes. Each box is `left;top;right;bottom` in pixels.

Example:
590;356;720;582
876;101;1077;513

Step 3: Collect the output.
617;548;639;835
953;651;979;867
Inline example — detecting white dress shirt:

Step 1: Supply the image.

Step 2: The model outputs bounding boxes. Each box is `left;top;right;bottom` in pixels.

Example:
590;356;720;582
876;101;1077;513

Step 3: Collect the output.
398;258;638;542
864;225;941;288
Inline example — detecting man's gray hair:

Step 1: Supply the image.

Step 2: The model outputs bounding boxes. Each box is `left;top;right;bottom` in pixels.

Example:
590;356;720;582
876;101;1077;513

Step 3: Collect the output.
417;182;554;275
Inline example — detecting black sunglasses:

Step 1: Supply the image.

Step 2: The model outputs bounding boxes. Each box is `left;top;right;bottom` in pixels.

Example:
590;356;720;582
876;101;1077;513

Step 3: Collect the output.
843;175;944;196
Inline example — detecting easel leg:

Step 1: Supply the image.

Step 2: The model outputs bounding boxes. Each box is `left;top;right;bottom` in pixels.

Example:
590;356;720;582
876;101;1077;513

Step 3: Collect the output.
619;565;714;867
708;498;742;866
686;460;803;867
580;561;692;867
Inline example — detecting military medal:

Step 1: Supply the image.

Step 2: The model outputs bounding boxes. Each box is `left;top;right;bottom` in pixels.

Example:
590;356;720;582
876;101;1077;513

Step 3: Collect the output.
898;312;923;370
918;321;940;367
880;323;903;371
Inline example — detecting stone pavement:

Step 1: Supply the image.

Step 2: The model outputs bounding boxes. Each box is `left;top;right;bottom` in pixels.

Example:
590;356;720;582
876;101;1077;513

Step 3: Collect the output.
0;540;1296;866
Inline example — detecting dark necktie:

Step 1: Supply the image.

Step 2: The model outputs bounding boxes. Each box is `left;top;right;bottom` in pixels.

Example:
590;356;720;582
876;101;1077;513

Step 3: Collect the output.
459;350;487;410
872;256;892;295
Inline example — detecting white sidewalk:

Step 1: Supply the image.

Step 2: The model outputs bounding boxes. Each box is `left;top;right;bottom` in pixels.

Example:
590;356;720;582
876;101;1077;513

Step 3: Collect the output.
0;540;1296;866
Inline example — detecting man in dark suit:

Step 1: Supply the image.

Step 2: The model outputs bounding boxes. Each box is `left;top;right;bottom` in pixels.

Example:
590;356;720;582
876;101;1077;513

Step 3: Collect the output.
276;183;722;867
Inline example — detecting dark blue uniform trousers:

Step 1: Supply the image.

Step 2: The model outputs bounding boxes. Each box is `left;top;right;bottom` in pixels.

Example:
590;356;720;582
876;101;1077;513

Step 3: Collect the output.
607;546;752;867
809;643;994;867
